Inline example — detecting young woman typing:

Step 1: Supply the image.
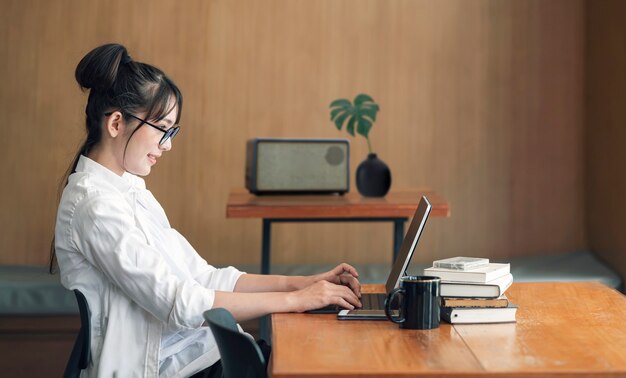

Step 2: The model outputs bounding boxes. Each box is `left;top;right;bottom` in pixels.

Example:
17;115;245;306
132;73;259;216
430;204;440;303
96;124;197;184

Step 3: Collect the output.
51;43;361;378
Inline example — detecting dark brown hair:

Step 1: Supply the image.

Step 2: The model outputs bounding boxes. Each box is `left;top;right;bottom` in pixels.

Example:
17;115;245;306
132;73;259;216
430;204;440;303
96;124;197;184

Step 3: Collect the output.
49;43;183;272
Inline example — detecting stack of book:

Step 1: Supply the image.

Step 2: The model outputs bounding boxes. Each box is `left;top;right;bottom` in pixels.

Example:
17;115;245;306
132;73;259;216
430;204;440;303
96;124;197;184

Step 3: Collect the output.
424;257;518;324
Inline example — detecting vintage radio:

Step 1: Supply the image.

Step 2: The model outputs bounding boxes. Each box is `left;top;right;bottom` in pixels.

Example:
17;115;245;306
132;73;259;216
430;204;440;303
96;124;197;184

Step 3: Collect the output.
245;138;350;194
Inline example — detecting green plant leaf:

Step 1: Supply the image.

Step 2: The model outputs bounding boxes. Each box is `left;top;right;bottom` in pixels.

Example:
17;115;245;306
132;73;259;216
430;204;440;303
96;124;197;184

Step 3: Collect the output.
360;107;378;122
354;94;374;106
346;116;356;136
330;107;345;121
330;99;351;108
361;103;380;111
333;112;351;130
329;94;379;153
356;117;372;138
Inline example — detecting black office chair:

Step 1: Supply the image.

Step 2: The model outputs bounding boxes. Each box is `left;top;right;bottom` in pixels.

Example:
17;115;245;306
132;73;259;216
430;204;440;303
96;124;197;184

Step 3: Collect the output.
203;308;267;378
63;290;91;378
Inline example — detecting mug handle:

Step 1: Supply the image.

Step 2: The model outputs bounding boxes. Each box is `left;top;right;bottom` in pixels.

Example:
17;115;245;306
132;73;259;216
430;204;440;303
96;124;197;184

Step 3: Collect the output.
385;288;405;324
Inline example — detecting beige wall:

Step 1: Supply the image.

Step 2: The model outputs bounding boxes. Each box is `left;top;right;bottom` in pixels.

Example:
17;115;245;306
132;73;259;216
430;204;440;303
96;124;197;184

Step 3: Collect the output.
0;0;586;267
586;0;626;281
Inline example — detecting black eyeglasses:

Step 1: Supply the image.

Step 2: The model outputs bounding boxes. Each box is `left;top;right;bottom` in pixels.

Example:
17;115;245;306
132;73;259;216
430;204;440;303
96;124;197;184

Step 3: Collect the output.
104;112;180;146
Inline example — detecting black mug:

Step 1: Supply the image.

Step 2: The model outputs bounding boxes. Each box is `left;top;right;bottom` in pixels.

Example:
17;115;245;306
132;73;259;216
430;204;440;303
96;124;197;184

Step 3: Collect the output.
384;275;440;329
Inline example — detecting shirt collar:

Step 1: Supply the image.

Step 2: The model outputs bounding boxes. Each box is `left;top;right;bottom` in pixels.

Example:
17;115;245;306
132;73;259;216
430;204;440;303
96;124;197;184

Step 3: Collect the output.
75;155;147;192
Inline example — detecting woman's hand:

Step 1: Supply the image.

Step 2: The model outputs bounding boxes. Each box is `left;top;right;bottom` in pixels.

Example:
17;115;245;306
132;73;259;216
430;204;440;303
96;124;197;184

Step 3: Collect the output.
289;279;362;312
228;263;363;317
216;263;363;319
310;263;362;298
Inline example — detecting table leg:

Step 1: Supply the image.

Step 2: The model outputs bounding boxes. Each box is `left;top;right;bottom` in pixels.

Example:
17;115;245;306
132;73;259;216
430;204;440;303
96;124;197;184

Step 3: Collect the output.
260;219;273;341
259;315;271;345
393;219;405;264
262;219;271;275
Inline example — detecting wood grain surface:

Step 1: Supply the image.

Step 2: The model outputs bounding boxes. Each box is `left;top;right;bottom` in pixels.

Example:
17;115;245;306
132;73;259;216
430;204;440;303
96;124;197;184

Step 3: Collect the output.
271;282;626;377
226;188;450;219
0;1;587;267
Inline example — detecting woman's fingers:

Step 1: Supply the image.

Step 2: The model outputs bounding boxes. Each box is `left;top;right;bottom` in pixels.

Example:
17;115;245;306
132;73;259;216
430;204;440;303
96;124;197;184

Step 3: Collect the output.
338;274;362;297
318;280;361;309
335;297;355;310
333;263;359;278
333;282;361;308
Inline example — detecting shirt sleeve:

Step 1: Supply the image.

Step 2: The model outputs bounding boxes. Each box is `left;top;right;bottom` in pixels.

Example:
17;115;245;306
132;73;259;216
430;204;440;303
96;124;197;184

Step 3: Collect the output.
70;191;216;330
171;229;246;291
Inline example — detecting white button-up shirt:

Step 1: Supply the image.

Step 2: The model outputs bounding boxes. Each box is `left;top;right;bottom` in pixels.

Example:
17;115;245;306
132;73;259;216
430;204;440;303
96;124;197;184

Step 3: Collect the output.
55;155;245;377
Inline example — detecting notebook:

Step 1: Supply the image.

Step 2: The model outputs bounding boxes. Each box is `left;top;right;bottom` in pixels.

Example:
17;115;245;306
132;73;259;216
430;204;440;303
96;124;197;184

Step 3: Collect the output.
319;196;432;320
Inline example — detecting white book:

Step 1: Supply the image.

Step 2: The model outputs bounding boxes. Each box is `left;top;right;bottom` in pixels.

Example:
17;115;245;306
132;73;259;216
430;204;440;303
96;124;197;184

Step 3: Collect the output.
432;256;489;270
424;263;510;283
441;303;518;324
440;273;513;298
441;294;509;308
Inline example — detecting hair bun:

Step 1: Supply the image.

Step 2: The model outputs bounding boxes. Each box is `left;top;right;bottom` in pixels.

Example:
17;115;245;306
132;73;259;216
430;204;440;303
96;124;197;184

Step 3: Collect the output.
121;52;132;65
75;43;129;92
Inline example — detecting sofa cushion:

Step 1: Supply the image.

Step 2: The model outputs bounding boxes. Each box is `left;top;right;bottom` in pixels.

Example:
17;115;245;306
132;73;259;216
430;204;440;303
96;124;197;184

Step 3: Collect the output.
497;250;623;291
0;265;77;315
0;250;621;316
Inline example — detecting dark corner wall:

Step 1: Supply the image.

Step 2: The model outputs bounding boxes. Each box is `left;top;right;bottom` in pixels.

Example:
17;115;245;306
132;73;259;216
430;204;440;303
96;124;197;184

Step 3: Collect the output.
586;0;626;282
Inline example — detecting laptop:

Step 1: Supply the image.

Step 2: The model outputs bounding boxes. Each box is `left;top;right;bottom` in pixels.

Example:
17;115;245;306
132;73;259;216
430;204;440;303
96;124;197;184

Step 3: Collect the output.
307;196;432;319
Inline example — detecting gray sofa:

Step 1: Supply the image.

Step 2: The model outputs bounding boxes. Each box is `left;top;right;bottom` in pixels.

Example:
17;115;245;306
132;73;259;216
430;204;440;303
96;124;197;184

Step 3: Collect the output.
0;250;622;318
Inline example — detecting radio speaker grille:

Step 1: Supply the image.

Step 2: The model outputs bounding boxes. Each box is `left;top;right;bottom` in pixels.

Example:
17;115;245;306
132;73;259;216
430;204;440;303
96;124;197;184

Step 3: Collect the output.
246;138;350;194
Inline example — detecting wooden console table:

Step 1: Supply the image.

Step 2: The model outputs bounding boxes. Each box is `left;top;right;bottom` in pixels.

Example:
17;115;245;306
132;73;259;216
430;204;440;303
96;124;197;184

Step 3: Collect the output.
270;282;626;377
226;188;449;274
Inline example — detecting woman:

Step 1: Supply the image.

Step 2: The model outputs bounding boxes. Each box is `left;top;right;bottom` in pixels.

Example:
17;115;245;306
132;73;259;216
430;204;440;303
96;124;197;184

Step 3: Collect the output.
52;43;362;378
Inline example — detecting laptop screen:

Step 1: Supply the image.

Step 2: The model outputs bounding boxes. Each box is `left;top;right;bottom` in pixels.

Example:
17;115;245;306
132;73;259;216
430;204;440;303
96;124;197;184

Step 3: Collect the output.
384;196;432;293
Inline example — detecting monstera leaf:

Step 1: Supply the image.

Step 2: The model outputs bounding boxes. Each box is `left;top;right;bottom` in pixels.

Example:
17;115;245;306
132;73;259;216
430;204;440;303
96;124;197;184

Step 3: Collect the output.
329;94;380;153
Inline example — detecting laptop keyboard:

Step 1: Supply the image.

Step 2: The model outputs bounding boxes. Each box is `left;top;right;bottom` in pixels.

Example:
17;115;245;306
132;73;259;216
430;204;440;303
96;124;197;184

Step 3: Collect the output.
306;293;388;313
360;293;387;310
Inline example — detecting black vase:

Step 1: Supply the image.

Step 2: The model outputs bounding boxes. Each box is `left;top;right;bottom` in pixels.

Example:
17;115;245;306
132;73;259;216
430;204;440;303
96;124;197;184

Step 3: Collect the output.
356;153;392;197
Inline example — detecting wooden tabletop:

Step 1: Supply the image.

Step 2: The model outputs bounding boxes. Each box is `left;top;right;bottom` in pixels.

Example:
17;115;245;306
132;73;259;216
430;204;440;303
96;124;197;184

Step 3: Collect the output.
270;282;626;377
226;188;450;219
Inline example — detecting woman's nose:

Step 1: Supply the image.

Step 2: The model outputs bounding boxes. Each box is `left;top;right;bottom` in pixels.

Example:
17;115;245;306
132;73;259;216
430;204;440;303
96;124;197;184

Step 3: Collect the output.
160;138;172;151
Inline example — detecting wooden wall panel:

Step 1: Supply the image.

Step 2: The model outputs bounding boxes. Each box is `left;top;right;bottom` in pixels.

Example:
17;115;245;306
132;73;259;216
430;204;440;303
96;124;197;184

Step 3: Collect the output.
0;0;585;267
586;0;626;282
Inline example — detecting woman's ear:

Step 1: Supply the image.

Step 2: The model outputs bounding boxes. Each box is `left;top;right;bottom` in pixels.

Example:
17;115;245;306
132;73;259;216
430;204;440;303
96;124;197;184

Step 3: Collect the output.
105;111;124;139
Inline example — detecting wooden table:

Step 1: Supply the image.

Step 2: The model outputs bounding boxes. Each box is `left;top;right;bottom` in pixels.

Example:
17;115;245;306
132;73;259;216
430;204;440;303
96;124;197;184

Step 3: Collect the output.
270;282;626;377
226;188;449;274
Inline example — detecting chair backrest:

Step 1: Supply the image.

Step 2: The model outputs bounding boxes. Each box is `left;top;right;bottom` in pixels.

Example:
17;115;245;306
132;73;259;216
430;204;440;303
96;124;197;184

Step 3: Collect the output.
203;308;267;378
63;289;91;378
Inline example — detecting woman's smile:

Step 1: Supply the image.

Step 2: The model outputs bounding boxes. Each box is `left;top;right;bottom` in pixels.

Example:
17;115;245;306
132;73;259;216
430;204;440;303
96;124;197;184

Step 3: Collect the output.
148;153;160;165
